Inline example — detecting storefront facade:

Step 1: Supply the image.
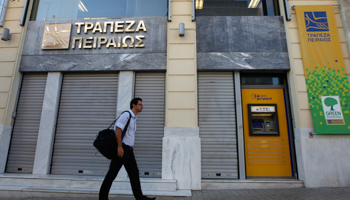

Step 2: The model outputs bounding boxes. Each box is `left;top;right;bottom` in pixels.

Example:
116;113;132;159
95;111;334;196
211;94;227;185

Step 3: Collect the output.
0;0;349;196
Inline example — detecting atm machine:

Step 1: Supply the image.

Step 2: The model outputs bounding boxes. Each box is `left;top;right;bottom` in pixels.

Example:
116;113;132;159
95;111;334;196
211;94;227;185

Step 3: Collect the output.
248;104;279;136
242;89;293;178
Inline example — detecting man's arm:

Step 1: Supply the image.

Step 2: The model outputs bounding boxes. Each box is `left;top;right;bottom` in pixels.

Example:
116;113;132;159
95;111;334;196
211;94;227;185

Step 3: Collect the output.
115;127;124;158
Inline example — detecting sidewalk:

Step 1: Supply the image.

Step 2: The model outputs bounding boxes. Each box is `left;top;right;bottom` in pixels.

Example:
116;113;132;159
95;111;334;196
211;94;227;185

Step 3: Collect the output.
1;187;350;200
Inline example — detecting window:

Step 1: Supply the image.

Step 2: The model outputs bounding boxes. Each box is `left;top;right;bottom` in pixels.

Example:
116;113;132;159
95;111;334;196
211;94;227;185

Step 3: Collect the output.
241;74;284;85
31;0;167;21
0;0;9;26
195;0;280;16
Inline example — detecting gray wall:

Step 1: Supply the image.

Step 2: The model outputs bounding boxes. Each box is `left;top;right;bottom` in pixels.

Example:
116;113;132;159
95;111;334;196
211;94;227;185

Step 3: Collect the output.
196;16;290;70
20;17;167;72
338;0;350;59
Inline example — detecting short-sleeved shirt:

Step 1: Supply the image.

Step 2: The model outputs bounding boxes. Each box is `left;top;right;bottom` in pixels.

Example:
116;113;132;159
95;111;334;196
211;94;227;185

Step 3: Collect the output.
114;110;137;147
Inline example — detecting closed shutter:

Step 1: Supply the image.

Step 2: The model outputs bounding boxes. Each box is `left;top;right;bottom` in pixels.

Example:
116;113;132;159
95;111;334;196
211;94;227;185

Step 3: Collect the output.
134;73;165;178
198;72;238;179
51;74;118;175
6;74;47;173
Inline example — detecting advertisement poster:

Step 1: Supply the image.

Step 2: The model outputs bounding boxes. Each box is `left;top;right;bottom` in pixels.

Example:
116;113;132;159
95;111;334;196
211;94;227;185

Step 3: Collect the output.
296;5;350;134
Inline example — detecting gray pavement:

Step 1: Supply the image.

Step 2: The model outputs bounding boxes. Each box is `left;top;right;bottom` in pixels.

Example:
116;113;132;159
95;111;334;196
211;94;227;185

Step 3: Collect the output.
1;188;350;200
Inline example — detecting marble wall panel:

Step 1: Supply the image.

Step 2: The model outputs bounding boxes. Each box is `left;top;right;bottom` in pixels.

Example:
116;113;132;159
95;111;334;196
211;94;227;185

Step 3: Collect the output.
294;127;350;187
19;53;166;72
339;0;350;58
197;52;290;70
162;127;201;190
196;16;288;53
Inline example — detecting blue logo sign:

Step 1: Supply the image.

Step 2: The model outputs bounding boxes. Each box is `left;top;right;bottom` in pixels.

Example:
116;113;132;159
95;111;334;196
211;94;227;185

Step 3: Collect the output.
304;11;329;32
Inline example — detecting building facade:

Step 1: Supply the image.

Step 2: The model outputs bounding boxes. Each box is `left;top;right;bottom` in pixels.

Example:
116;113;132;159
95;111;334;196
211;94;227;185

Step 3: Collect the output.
0;0;349;196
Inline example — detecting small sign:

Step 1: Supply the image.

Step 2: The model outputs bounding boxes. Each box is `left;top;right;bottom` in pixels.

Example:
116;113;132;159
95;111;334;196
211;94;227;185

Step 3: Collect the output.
41;23;71;49
321;96;345;125
251;106;275;112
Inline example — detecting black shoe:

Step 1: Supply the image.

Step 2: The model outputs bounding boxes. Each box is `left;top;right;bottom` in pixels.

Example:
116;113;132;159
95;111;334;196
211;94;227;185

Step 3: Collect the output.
143;196;156;200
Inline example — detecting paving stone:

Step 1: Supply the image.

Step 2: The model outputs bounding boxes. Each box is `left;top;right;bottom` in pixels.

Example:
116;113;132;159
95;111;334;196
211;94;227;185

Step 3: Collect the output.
0;188;350;200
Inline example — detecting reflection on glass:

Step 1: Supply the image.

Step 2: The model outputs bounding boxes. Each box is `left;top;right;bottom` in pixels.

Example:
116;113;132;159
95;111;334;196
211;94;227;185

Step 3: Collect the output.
195;0;278;16
241;76;282;85
34;0;167;21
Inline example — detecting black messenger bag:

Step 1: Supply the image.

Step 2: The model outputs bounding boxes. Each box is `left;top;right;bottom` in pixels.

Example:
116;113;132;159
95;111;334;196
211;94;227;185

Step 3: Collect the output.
93;111;131;159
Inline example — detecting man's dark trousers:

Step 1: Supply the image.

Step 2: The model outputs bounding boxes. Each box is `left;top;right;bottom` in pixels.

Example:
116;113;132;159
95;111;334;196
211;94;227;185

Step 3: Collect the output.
99;144;144;200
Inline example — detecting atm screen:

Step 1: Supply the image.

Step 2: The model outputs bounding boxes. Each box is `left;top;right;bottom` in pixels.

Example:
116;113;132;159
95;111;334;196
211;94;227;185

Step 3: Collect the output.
252;120;264;129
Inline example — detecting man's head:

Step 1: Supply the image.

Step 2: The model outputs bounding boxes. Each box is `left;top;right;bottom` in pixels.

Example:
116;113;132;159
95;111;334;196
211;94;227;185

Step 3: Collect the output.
130;97;143;113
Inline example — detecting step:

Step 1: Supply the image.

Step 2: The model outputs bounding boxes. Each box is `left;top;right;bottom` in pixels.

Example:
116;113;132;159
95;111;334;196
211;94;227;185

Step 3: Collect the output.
0;174;177;192
0;186;192;198
202;179;304;190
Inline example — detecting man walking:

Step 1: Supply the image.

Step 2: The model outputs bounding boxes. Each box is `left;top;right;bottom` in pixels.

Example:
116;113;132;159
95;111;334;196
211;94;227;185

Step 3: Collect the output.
99;98;156;200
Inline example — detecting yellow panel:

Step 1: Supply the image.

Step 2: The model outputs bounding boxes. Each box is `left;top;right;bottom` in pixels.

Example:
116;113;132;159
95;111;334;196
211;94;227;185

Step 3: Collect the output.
242;89;292;177
172;2;192;15
0;77;12;92
167;75;196;92
167;92;196;109
168;29;196;44
0;93;9;108
168;16;195;29
0;34;21;48
0;62;15;76
168;44;195;59
166;109;197;127
0;48;17;62
291;44;302;58
0;109;5;124
168;60;195;75
293;59;305;75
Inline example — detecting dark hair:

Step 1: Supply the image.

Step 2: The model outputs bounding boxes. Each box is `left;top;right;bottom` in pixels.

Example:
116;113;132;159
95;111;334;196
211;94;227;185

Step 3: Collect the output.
130;97;142;109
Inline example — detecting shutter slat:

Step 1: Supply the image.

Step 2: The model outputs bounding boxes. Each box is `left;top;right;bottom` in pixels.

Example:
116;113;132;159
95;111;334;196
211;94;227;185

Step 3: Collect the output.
198;72;238;179
6;74;47;174
51;74;118;176
133;73;165;178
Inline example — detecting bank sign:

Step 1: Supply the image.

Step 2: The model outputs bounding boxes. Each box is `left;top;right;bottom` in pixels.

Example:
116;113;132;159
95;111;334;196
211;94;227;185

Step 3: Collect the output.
41;21;146;50
296;5;350;134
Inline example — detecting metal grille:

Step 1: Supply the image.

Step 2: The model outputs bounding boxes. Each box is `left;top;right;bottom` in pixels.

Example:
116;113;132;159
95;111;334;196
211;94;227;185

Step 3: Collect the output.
6;74;47;174
133;73;165;178
50;74;118;175
198;72;238;179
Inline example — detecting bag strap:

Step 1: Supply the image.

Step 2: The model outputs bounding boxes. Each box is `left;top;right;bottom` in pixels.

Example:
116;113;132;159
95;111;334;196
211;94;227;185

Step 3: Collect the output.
121;111;132;139
107;111;132;139
107;111;130;129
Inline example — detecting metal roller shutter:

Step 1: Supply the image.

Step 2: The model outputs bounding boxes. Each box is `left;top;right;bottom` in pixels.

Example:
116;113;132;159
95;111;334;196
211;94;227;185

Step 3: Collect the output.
6;74;47;174
198;72;238;179
134;73;165;178
51;74;118;175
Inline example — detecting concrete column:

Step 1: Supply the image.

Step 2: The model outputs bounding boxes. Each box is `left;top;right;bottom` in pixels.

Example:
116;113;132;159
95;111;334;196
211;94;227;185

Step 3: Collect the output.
0;125;12;173
163;0;201;190
116;71;135;178
338;0;350;59
32;72;62;175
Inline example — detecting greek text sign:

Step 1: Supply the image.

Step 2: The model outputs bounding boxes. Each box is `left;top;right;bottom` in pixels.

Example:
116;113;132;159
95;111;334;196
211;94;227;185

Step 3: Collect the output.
296;5;350;134
41;20;146;50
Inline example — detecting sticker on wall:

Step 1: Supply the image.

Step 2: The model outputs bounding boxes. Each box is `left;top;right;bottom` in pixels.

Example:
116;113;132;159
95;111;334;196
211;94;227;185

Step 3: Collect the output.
321;96;345;125
41;23;72;49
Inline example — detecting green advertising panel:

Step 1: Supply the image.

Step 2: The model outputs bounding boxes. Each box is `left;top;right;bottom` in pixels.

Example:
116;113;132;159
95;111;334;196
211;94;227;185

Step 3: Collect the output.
296;5;350;134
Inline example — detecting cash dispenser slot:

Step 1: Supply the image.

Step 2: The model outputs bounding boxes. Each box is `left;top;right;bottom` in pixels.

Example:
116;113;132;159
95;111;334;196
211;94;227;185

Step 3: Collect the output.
248;104;280;136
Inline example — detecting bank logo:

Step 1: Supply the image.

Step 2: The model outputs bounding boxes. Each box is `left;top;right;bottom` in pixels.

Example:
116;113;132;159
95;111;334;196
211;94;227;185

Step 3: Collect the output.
304;11;329;32
321;96;345;125
41;23;71;49
251;94;272;101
